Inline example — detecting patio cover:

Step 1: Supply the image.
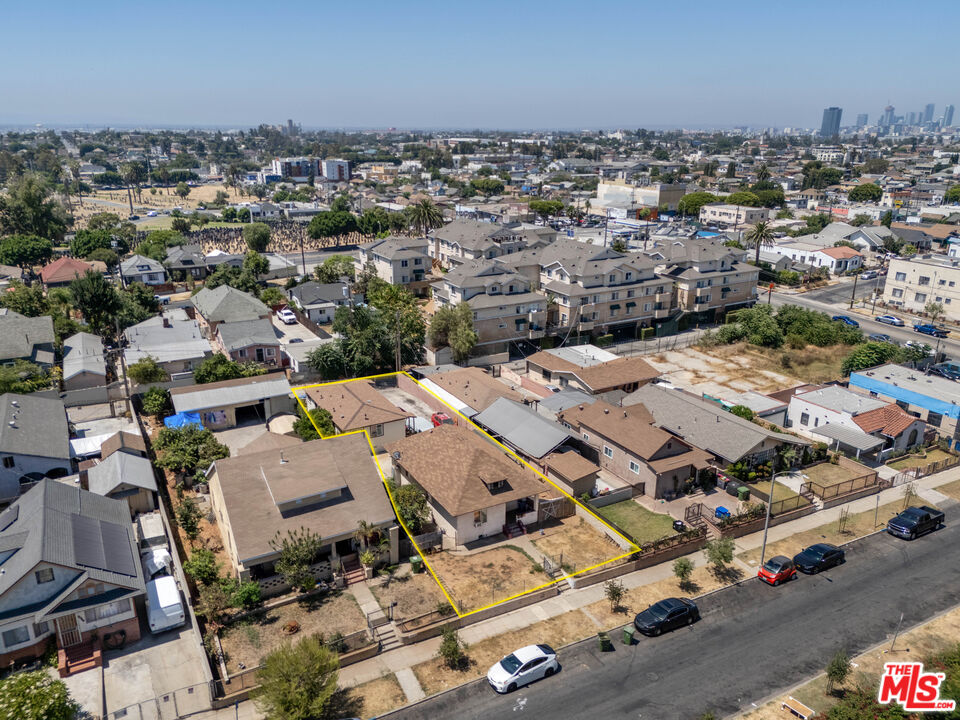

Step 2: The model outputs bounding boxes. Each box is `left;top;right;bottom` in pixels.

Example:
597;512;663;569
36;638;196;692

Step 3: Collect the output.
811;423;884;452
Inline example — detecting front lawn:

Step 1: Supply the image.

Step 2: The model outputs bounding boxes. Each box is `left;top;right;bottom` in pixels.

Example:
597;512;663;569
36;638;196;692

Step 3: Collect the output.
370;566;448;621
530;516;621;572
800;461;861;488
596;501;676;545
427;546;551;613
888;448;954;472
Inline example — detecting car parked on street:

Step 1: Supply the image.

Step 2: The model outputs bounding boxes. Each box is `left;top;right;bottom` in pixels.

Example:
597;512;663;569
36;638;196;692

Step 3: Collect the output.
875;314;904;326
758;555;797;586
487;644;558;693
868;333;891;343
887;506;945;540
860;270;879;280
914;323;949;338
634;597;699;636
793;543;845;574
832;315;860;327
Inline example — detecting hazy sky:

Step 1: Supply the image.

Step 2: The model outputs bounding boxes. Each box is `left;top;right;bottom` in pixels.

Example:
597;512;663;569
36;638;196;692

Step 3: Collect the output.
2;0;956;130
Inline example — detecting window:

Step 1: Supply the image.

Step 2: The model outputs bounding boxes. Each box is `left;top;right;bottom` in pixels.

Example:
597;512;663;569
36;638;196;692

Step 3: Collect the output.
629;461;640;474
474;509;487;525
892;289;903;298
35;568;54;584
32;622;49;637
369;424;384;438
414;258;422;265
237;349;247;358
84;598;131;623
643;303;652;312
2;626;29;648
928;411;943;427
895;272;907;281
2;457;12;469
627;290;634;298
939;279;947;286
609;274;616;282
800;412;810;426
918;276;930;286
625;272;633;280
603;446;613;458
400;260;408;267
915;293;927;303
582;433;590;441
611;292;619;300
265;348;276;356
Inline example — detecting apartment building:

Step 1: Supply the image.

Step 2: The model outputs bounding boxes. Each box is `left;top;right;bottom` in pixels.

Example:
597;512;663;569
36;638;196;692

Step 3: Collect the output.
355;236;432;293
321;159;350;181
429;218;552;269
432;260;546;352
645;239;758;317
595;181;688;212
270;157;319;180
882;254;960;319
699;203;770;227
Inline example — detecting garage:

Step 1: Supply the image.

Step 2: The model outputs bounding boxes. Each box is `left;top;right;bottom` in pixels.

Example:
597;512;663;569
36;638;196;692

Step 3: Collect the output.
169;375;295;430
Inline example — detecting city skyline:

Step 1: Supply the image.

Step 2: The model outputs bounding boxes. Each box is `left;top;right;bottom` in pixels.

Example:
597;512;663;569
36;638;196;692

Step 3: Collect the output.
1;0;957;130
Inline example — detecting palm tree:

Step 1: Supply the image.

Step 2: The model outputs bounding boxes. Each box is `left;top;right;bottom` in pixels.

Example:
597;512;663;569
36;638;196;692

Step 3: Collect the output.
756;164;771;183
747;221;775;266
407;198;445;264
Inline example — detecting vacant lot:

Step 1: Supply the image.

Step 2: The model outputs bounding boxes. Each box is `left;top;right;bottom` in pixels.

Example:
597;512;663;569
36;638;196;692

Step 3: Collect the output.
888;448;954;472
800;461;863;488
597;500;677;545
219;591;366;673
343;673;407;718
427;546;552;613
938;478;960;502
370;567;448;621
530;516;622;572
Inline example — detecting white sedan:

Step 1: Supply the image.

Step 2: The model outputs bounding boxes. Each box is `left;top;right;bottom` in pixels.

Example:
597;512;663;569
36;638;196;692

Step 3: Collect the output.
487;644;558;693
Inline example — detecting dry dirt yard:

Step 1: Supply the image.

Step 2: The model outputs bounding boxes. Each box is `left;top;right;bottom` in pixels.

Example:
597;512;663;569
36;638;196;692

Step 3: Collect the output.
370;566;448;621
427;546;552;613
342;673;408;718
530;516;623;572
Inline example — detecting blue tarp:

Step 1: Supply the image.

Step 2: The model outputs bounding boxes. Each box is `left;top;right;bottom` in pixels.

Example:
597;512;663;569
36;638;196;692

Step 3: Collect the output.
164;412;202;429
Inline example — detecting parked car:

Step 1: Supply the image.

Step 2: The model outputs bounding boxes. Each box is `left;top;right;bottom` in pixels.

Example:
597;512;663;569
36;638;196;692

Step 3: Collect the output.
487;644;558;693
288;338;304;343
887;506;945;540
128;214;140;221
146;210;158;217
875;314;904;326
431;412;453;426
868;333;891;343
277;308;297;325
633;597;699;636
757;555;797;586
153;294;170;305
146;576;186;634
832;315;860;327
933;364;960;380
792;543;845;574
914;323;949;338
860;270;879;280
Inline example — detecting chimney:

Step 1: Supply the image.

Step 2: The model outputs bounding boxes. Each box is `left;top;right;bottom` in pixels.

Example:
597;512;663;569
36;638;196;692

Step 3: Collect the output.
79;469;89;490
279;452;288;465
623;410;627;417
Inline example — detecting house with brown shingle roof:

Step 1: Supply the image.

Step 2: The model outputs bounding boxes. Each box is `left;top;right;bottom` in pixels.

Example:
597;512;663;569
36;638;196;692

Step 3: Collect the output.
559;400;711;498
418;366;524;416
387;424;555;548
526;345;659;395
304;381;412;452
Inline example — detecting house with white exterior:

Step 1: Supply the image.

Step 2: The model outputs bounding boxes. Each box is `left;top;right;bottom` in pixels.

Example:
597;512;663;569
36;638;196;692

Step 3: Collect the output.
119;254;167;286
0;394;72;503
767;240;863;274
286;281;359;324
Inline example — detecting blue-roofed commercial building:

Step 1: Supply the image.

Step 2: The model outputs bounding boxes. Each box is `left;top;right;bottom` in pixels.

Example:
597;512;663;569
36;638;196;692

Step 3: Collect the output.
847;364;951;445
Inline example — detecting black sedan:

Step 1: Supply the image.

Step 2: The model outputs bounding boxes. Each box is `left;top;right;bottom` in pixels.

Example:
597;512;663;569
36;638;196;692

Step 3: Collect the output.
634;597;699;636
792;543;845;574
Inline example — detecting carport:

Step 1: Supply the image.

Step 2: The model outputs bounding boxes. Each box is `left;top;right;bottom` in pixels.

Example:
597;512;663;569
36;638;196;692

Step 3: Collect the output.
170;374;294;430
811;423;884;460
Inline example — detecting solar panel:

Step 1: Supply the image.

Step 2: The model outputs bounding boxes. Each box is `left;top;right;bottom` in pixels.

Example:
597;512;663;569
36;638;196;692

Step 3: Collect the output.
71;515;137;577
0;506;18;532
72;514;105;570
100;521;137;577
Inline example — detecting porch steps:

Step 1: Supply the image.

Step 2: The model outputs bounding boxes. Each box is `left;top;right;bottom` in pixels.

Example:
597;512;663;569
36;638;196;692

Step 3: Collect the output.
58;640;102;677
342;558;365;586
502;521;527;538
378;624;402;653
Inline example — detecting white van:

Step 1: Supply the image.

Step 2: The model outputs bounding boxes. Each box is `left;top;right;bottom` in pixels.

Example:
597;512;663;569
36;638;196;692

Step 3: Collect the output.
146;577;186;634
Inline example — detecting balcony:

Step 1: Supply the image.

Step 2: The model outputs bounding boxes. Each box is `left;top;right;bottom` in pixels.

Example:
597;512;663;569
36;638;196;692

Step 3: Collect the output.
577;320;595;332
654;308;671;319
527;327;545;340
655;291;672;303
527;310;546;323
693;302;712;312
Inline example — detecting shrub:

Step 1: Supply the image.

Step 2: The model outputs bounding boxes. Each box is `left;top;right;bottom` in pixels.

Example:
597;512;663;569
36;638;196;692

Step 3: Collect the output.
175;497;203;540
437;625;468;670
603;579;625;611
141;385;171;416
183;547;221;585
786;333;806;349
230;580;262;610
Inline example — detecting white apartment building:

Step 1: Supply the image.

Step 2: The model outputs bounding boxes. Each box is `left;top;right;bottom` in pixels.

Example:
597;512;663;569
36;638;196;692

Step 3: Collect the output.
883;254;960;320
595;181;688;212
321;159;350;181
699;204;770;227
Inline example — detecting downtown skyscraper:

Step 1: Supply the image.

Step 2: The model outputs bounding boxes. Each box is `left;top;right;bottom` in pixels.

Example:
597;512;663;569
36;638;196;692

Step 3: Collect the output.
820;107;842;137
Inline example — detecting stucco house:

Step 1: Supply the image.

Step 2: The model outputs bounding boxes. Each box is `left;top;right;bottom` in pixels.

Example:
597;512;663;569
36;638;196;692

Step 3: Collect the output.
191;285;270;338
215;318;281;368
62;332;107;390
304;381;412;453
0;394;72;503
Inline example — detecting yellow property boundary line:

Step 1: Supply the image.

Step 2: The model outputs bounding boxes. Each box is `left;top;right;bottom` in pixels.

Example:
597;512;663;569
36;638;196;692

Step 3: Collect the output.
292;371;640;619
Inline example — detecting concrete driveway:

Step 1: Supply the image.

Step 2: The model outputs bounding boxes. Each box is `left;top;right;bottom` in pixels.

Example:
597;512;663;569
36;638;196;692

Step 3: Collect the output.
270;314;328;343
213;421;269;455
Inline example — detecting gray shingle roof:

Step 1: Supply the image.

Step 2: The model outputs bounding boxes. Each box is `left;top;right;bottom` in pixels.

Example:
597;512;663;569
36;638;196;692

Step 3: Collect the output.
87;452;158;497
123;313;213;366
120;253;165;276
0;393;70;460
288;281;354;306
171;374;292;413
192;285;270;323
0;311;55;363
62;332;106;381
217;318;279;352
473;397;574;459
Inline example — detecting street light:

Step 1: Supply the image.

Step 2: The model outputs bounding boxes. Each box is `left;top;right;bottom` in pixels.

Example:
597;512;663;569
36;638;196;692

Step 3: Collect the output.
759;453;791;568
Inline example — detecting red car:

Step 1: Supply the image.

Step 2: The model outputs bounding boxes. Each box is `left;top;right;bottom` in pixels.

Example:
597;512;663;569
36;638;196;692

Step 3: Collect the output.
757;555;796;586
431;412;454;427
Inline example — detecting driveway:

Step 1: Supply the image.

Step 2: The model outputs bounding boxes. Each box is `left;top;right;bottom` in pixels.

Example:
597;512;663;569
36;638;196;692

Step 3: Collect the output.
270;314;328;343
213;421;269;455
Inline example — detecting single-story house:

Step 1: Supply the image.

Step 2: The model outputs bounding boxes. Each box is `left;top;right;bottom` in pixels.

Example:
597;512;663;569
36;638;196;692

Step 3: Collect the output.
543;450;600;497
62;332;107;390
215;318;281;368
0;393;72;503
715;390;788;426
535;389;597;421
415;366;525;418
287;281;361;324
0;480;144;673
119;254;167;287
165;244;209;279
526;345;659;395
85;451;158;517
39;257;97;288
0;311;56;368
387;424;555;548
99;431;148;459
191;285;270;338
559;400;712;498
170;374;294;429
304;381;412;453
208;434;396;589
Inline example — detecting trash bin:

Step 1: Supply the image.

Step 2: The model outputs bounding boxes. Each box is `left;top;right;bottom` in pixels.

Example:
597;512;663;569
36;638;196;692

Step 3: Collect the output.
410;555;422;573
622;626;636;645
598;631;612;651
737;486;751;502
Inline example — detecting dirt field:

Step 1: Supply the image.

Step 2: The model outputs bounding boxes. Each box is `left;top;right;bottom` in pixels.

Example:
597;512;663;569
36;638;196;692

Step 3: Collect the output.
745;479;811;506
800;461;862;488
646;343;849;396
938;478;960;501
370;567;448;621
529;517;621;572
343;673;407;718
427;546;552;613
219;591;366;673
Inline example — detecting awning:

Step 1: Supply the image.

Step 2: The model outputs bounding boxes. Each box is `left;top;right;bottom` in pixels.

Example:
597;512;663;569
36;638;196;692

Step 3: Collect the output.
609;304;621;310
626;301;637;307
811;423;884;452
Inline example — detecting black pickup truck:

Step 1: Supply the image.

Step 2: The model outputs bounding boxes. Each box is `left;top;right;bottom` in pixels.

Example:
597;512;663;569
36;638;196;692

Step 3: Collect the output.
887;506;945;540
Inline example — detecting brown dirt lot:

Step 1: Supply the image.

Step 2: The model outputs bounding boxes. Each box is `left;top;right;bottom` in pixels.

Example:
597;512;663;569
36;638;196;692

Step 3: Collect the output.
219;591;366;673
741;599;960;719
530;517;622;572
802;462;862;488
370;568;448;621
888;448;954;472
343;674;407;718
413;610;592;696
427;546;552;613
938;478;960;502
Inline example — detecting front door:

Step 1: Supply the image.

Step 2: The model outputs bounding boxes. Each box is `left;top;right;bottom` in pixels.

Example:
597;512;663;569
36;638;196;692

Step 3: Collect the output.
57;614;81;648
256;348;265;362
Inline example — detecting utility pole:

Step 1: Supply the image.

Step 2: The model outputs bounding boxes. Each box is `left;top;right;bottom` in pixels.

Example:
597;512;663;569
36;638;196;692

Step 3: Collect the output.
298;222;307;277
849;271;859;309
394;309;402;372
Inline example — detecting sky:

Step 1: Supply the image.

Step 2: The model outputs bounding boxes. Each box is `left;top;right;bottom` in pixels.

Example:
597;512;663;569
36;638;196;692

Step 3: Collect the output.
1;0;957;131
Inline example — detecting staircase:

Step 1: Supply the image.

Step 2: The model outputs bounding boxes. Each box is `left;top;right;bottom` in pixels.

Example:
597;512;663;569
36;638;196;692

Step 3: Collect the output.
342;558;365;586
58;639;102;677
377;623;402;653
502;519;527;538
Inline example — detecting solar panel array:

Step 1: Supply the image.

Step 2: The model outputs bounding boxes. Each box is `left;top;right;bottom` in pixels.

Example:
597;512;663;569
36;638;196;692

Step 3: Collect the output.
71;514;137;577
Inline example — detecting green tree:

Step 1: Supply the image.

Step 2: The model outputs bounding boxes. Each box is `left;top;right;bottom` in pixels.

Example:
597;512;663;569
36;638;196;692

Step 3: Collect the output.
603;579;625;612
71;228;119;258
677;192;719;217
849;214;872;226
436;625;468;670
154;424;230;477
755;164;771;183
308;211;358;239
429;302;477;363
726;161;737;178
365;284;426;368
725;191;761;207
253;636;339;720
175;496;203;540
242;222;271;252
0;234;53;269
69;270;121;335
205;264;260;295
175;182;191;201
294;407;335;440
183;547;221;585
611;239;627;252
141;385;172;416
746;220;775;266
729;405;754;421
0;360;51;394
315;255;356;284
0;669;79;720
673;557;694;590
880;210;893;228
194;353;267;384
243;250;270;279
0;173;71;241
270;527;324;592
825;649;851;694
196;582;231;628
529;200;564;220
848;183;883;203
0;281;49;316
86;247;119;268
470;178;505;196
406;198;445;237
704;537;735;574
390;481;430;533
945;185;960;203
305;342;350;380
260;286;286;307
925;301;945;323
840;341;910;375
128;356;170;385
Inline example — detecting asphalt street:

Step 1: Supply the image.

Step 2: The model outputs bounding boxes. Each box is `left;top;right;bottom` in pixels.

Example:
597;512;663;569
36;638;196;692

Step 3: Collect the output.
390;515;960;720
800;277;882;305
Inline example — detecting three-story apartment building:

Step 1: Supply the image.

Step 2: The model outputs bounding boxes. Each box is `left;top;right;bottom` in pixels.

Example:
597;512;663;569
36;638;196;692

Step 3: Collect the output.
355;236;432;294
429;218;553;269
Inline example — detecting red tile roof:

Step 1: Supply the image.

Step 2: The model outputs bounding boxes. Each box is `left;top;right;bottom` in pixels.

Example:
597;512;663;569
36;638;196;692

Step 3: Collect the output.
852;405;917;438
819;246;862;260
